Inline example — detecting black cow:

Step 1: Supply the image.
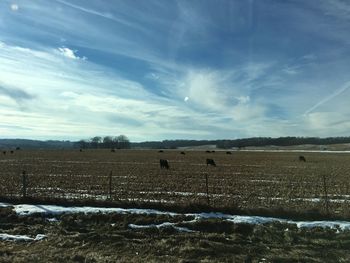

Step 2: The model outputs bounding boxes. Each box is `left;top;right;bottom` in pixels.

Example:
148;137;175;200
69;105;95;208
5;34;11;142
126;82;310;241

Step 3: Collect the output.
180;151;186;155
299;156;306;162
211;150;215;153
160;159;170;169
158;150;164;153
226;151;232;154
111;148;116;152
10;151;14;154
2;151;6;155
79;149;83;152
206;158;216;166
205;150;211;153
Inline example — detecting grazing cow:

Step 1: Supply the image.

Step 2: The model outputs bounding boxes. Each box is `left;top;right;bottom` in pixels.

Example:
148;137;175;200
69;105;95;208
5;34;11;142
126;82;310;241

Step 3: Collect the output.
205;150;211;153
111;148;116;152
299;156;306;162
180;151;186;155
158;150;164;153
2;151;6;155
160;159;169;169
211;150;215;153
206;158;216;167
79;149;83;152
226;151;232;155
10;151;14;154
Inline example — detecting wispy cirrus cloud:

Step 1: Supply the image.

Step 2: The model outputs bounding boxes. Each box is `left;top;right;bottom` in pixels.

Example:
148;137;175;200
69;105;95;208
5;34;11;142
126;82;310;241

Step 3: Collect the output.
304;81;350;115
0;84;34;102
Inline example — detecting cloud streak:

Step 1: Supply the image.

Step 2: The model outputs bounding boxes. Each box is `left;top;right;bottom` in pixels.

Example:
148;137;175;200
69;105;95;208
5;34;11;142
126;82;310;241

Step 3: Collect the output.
0;84;34;102
304;81;350;115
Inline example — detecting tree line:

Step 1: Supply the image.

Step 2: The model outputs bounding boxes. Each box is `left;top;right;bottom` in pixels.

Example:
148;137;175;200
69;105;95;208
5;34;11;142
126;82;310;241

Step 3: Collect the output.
2;136;350;150
77;135;130;149
131;136;350;149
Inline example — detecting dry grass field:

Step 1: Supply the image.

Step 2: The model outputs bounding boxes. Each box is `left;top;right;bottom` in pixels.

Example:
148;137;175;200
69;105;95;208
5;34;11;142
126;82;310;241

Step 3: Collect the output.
1;149;350;218
2;206;350;263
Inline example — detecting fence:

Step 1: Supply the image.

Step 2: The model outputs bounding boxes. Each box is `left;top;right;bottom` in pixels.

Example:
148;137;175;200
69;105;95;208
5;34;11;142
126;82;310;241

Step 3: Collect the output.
0;167;343;216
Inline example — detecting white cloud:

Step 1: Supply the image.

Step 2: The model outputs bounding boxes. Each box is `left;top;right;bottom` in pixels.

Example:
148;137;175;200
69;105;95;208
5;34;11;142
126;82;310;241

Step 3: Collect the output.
236;96;250;104
0;42;218;140
57;47;86;60
10;4;19;11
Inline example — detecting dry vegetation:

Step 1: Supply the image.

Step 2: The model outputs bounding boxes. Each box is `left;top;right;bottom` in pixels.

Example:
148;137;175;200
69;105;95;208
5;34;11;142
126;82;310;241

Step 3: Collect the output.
1;207;350;263
1;149;350;218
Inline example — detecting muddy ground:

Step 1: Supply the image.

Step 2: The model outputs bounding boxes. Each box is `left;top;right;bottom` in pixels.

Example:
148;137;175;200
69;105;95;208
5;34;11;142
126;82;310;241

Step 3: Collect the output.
1;206;350;263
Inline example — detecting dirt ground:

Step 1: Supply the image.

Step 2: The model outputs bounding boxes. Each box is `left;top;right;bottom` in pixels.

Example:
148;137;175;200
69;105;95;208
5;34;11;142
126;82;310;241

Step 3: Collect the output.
2;149;350;218
1;206;350;263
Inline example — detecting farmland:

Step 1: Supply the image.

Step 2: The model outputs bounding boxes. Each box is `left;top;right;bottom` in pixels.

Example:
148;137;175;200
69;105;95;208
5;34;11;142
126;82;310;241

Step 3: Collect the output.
1;149;350;219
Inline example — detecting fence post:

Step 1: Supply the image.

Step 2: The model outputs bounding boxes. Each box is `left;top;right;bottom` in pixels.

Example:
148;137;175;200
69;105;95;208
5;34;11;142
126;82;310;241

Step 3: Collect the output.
205;173;210;205
109;171;112;199
22;170;27;199
322;175;329;214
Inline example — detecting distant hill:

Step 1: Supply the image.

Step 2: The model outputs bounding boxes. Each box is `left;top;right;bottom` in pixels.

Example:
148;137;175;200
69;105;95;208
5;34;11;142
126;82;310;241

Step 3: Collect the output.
0;139;75;149
2;136;350;150
131;137;350;149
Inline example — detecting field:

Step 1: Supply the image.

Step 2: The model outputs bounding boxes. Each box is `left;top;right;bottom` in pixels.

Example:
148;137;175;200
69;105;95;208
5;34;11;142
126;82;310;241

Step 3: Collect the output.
1;149;350;218
2;149;350;262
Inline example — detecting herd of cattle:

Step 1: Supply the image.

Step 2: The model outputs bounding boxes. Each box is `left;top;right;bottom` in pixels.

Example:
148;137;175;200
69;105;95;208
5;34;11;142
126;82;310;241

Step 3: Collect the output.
2;150;14;155
158;151;306;169
1;148;307;170
159;158;216;169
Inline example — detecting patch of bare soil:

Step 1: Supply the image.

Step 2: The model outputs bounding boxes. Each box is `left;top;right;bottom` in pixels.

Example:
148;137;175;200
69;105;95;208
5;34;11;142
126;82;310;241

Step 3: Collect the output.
1;207;350;262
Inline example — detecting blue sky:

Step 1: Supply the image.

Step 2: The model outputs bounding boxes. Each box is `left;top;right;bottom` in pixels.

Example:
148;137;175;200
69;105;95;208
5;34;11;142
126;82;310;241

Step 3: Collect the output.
0;0;350;141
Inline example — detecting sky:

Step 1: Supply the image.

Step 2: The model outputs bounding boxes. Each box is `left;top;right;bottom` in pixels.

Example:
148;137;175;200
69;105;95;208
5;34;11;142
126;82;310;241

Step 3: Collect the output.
0;0;350;141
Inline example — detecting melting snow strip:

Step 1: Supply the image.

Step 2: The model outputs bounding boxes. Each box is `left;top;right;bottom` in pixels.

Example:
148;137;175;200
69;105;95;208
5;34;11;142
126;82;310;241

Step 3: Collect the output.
12;204;178;217
0;233;47;242
3;203;350;231
129;222;195;233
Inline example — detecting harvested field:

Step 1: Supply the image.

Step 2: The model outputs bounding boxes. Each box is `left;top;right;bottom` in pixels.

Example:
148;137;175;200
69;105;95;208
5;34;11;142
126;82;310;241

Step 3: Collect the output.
1;149;350;218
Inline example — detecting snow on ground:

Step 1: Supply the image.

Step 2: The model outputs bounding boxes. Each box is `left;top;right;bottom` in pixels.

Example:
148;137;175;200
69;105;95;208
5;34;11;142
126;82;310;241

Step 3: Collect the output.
2;202;350;231
10;203;178;217
129;222;195;233
0;233;46;242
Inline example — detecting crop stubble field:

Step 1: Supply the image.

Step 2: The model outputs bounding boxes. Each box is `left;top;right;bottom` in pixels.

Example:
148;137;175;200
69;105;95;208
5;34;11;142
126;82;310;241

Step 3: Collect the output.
1;149;350;217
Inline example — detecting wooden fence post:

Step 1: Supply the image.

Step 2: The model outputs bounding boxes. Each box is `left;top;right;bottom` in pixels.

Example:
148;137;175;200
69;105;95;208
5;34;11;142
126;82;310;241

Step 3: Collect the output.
322;174;329;214
109;171;112;199
22;170;27;199
205;173;210;205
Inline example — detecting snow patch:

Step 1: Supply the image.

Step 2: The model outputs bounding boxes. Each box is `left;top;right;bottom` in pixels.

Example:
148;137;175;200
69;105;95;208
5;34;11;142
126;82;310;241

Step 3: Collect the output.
13;204;178;217
0;233;47;242
129;222;194;233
